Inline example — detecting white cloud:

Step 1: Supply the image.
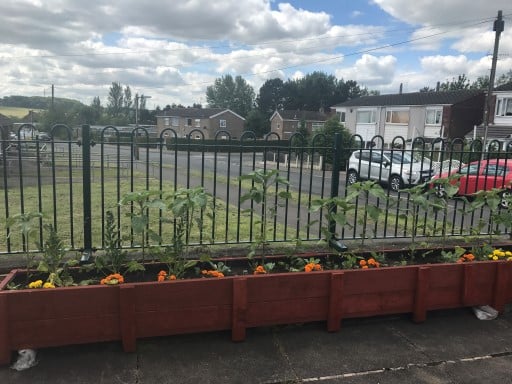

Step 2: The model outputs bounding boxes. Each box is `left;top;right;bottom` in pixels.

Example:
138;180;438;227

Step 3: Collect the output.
335;54;397;86
0;0;510;108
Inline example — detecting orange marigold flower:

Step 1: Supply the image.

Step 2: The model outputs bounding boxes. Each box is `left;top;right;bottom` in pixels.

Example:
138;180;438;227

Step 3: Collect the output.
305;264;313;272
201;270;208;275
465;253;475;261
158;270;167;277
362;265;369;269
157;275;166;282
100;278;106;284
368;258;376;265
254;265;267;274
169;275;177;280
359;260;367;266
457;258;464;263
314;264;322;271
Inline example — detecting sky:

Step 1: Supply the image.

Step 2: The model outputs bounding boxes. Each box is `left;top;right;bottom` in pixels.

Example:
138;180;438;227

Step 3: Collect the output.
1;0;512;110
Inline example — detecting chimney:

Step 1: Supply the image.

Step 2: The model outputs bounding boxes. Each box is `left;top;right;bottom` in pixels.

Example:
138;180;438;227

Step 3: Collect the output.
436;82;440;92
399;83;403;94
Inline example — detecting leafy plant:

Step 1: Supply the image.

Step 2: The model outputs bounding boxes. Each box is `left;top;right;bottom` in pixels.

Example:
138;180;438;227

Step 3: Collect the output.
160;187;214;278
37;224;78;287
310;180;385;248
119;190;166;262
93;210;144;276
401;175;460;259
6;211;43;277
239;169;292;265
347;181;389;246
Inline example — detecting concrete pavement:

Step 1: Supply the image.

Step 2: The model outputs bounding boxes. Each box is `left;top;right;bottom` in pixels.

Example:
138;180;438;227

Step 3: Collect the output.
1;305;512;383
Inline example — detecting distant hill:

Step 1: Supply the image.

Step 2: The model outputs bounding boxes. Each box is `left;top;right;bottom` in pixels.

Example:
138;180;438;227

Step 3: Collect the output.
0;95;84;111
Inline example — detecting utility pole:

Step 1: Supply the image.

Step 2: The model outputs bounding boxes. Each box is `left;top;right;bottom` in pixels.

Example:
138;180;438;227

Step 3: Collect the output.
482;10;504;153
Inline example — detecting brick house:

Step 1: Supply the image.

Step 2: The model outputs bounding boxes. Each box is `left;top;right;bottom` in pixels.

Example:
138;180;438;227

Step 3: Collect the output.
269;110;336;139
156;108;245;139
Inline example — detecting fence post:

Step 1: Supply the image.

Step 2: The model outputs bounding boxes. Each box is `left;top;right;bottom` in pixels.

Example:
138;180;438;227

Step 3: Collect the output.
81;124;93;262
329;133;347;251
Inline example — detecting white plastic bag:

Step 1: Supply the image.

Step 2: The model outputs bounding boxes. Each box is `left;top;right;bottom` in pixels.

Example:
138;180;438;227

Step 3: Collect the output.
472;305;499;320
10;349;38;371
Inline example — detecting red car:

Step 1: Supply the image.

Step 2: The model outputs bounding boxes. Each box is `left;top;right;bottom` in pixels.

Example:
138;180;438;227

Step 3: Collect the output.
434;159;512;197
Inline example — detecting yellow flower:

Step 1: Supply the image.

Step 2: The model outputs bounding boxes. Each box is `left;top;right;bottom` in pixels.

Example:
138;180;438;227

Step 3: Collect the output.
28;280;43;289
493;256;499;261
43;282;55;289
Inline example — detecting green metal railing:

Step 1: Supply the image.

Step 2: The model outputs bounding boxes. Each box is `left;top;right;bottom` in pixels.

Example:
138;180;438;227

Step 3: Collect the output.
1;123;511;256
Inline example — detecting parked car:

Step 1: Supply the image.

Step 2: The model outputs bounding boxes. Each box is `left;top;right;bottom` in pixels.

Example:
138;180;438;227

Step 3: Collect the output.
37;132;52;141
432;159;512;201
347;149;433;192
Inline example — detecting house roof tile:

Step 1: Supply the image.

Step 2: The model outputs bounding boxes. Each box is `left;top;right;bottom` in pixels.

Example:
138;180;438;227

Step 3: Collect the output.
276;110;334;121
333;89;484;108
494;82;512;92
157;108;227;118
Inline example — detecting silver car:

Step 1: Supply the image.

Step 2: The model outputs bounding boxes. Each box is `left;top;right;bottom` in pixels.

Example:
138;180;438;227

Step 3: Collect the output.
347;149;433;192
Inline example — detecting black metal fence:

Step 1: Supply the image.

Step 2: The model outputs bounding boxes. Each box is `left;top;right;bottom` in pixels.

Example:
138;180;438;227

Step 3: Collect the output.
1;123;511;256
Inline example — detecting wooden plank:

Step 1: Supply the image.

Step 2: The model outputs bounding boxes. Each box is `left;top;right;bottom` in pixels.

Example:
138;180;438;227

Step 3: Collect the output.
493;262;511;313
232;277;247;341
246;272;330;302
0;293;10;365
413;266;430;323
9;315;120;349
327;272;344;332
135;306;232;338
134;279;233;312
6;286;119;320
120;284;136;352
0;269;17;291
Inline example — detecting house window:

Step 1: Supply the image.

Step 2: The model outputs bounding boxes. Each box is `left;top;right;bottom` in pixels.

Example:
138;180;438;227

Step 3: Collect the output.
171;117;179;127
164;118;170;126
385;110;409;124
356;110;376;124
312;122;324;132
195;119;201;127
187;118;192;126
219;119;227;128
496;97;512;116
339;112;346;123
425;109;442;125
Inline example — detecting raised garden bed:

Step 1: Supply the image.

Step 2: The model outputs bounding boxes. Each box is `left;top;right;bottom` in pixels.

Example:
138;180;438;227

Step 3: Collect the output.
2;253;512;366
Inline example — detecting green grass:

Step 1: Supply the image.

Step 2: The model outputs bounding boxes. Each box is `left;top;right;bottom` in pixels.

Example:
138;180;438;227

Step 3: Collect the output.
0;107;44;119
0;168;307;253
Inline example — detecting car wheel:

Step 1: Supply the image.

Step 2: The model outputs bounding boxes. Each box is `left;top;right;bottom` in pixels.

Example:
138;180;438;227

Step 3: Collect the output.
389;175;403;192
347;170;358;185
500;190;512;208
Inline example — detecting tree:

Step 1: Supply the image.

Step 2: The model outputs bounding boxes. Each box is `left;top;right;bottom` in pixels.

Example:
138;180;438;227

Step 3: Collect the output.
439;74;470;91
471;75;489;90
123;86;132;117
206;74;255;117
496;69;512;86
279;72;368;112
314;117;352;166
244;109;269;138
91;96;102;122
107;82;124;117
256;78;285;117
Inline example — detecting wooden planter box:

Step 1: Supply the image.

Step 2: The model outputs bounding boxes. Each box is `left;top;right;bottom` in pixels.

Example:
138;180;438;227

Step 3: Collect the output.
1;260;512;365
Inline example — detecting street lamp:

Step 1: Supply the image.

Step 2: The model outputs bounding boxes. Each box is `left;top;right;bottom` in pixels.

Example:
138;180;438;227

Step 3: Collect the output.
135;94;152;127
